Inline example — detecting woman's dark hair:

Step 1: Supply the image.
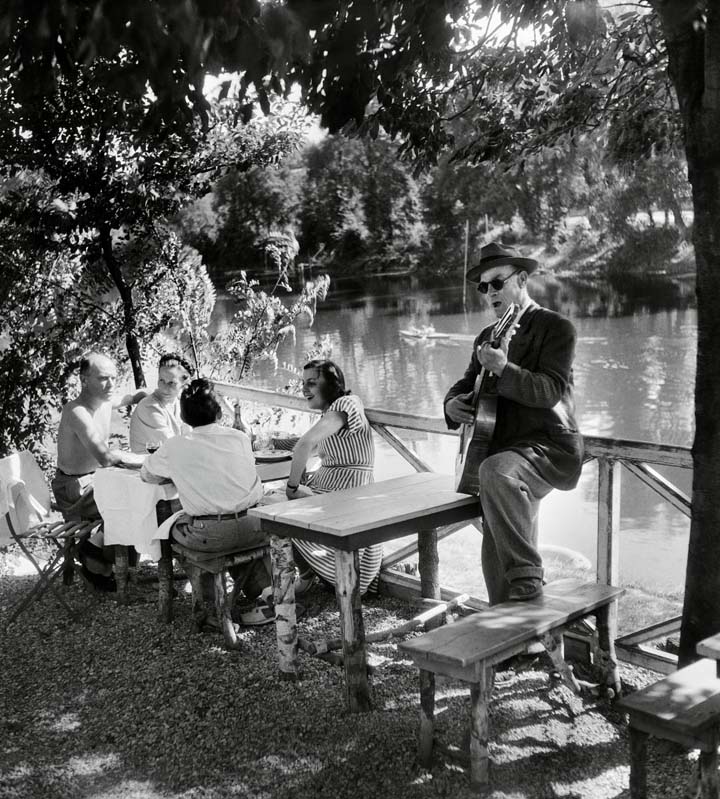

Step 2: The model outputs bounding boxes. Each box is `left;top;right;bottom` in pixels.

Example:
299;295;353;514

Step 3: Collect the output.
180;378;222;427
158;352;194;375
303;359;350;404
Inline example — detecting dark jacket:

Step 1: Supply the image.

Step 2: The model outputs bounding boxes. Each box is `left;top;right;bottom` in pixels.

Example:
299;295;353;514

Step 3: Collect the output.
444;304;584;490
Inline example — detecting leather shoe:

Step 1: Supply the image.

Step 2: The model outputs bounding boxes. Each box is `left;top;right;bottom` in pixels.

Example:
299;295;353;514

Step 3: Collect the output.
508;579;543;601
81;564;117;593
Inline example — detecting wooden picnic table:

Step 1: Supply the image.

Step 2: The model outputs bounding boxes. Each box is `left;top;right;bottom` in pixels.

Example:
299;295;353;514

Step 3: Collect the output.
95;457;294;613
248;472;481;712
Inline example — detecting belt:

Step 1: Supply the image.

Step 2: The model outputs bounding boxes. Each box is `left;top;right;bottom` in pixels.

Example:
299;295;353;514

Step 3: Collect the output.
191;509;249;522
57;468;96;478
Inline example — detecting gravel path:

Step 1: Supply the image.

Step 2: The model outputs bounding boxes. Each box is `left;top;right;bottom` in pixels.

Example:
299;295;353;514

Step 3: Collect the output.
0;566;700;799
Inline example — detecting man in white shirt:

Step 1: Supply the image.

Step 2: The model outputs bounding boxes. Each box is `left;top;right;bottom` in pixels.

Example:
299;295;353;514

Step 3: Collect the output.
129;353;193;453
141;378;270;618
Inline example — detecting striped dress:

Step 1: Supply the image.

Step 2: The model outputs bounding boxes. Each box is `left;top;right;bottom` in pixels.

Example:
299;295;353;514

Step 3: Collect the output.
293;393;381;594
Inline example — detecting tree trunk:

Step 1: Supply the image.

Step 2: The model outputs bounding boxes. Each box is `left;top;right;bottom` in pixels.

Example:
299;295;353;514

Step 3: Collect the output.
678;161;720;666
98;225;146;388
668;194;689;239
656;1;720;666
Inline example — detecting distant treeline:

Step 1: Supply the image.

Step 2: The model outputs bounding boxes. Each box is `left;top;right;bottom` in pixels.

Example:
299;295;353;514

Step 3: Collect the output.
179;132;692;286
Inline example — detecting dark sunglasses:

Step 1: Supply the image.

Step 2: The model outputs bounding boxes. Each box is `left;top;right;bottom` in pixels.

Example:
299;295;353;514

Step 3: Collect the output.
477;270;519;294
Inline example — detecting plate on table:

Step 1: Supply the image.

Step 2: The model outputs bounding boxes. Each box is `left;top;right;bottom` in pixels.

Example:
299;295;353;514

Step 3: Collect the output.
254;449;292;463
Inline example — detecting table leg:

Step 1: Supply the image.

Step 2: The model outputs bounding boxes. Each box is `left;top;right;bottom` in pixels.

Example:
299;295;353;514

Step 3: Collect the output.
418;528;442;628
596;601;622;697
270;535;301;681
115;545;129;603
158;538;174;623
334;549;372;712
156;498;177;623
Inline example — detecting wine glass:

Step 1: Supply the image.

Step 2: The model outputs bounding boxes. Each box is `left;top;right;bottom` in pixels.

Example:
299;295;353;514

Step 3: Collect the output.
254;430;272;452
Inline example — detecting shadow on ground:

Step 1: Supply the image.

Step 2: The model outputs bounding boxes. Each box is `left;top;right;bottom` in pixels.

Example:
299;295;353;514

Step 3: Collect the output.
0;568;698;799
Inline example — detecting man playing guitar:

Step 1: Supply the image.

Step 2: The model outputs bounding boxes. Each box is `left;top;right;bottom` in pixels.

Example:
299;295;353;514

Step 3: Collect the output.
444;242;583;604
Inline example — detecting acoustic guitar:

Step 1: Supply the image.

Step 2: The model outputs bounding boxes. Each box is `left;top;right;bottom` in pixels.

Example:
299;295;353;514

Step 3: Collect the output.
455;302;521;494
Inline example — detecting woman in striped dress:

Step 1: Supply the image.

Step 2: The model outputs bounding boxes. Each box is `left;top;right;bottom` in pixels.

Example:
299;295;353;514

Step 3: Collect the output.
284;359;380;595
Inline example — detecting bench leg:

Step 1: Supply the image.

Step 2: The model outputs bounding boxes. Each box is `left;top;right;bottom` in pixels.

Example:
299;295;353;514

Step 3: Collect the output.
334;549;372;713
188;564;207;633
541;631;582;695
596;601;622;697
698;747;719;799
214;572;240;650
271;535;300;681
418;669;435;768
628;726;648;799
469;665;493;788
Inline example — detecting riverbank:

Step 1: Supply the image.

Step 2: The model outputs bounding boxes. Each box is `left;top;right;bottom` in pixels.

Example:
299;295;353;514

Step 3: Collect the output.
0;566;699;799
239;219;696;287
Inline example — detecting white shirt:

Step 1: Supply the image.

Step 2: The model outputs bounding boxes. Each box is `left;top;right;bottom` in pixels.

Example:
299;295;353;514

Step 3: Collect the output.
129;392;189;454
141;424;262;516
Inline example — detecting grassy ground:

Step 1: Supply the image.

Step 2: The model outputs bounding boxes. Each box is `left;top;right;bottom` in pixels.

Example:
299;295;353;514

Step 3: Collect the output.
0;558;702;799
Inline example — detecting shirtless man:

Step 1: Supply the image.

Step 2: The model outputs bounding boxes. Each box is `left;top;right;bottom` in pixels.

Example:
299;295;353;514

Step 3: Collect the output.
52;352;147;587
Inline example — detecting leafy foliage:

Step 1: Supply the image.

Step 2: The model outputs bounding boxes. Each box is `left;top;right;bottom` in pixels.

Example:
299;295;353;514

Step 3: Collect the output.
0;46;313;455
297;135;427;272
0;0;465;165
443;3;679;169
205;272;331;382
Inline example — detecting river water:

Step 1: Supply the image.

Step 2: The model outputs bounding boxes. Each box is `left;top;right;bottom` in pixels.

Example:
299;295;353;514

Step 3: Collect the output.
216;271;697;600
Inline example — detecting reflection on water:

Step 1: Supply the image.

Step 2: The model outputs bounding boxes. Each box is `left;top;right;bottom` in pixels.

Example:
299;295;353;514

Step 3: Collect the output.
215;272;696;596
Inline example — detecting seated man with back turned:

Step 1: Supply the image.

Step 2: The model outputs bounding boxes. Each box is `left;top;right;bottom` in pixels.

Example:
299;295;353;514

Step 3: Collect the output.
53;352;147;589
141;378;272;624
129;352;193;454
444;243;584;605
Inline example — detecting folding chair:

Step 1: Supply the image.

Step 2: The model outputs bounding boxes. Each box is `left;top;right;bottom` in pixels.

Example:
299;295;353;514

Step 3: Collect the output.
0;451;100;628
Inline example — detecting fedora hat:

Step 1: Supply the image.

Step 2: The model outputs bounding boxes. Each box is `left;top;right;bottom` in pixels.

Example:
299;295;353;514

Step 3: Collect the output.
466;242;538;282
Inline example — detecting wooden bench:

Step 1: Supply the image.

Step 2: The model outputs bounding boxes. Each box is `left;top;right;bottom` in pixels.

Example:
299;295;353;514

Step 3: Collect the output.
618;634;720;799
169;542;270;651
697;632;720;678
398;579;624;788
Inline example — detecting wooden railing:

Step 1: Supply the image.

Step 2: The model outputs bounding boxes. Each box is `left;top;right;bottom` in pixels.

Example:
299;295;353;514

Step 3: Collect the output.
218;382;691;673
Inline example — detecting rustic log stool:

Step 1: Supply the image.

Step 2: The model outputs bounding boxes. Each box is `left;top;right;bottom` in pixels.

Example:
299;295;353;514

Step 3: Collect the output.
618;658;720;799
399;580;624;789
170;542;270;650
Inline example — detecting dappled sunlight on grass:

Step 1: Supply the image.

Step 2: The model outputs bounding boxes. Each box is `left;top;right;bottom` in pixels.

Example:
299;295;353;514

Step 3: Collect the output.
66;753;121;776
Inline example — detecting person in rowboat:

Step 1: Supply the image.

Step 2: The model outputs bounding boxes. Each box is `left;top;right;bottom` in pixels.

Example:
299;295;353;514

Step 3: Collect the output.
444;242;583;604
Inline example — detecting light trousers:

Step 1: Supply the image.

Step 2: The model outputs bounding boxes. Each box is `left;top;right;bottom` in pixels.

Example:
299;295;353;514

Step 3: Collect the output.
478;450;553;605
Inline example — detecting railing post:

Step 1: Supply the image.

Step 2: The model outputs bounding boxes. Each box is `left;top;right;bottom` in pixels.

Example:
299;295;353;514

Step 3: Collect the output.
597;457;621;587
